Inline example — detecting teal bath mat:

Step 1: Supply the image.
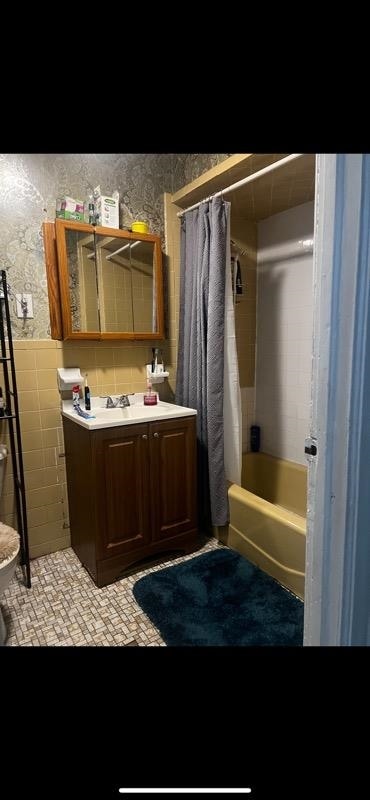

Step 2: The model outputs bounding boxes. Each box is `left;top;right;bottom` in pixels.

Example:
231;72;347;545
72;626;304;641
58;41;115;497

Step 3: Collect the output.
133;548;304;646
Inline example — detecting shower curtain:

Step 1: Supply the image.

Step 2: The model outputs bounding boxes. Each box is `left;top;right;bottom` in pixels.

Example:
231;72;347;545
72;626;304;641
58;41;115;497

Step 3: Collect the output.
176;196;241;530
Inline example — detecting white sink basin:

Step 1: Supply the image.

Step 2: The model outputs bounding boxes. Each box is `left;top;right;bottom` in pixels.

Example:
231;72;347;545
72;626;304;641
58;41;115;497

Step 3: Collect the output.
61;395;196;430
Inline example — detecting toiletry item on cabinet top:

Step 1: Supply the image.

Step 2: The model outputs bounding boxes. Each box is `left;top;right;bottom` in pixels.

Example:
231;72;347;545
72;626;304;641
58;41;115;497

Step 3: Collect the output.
93;186;119;228
131;221;149;234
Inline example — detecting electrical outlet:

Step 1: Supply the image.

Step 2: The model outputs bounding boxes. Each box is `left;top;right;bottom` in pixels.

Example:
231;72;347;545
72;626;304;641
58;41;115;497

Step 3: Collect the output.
16;293;33;319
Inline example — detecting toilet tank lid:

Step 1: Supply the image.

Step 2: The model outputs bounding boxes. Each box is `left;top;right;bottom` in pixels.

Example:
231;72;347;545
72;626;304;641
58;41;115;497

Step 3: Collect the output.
0;523;20;565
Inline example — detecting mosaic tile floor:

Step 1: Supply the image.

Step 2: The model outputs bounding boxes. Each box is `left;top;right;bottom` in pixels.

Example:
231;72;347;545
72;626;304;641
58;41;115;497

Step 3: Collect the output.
2;537;220;647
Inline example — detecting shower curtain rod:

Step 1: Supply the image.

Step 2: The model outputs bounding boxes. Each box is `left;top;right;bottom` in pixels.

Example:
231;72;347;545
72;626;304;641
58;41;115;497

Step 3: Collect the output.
176;153;304;217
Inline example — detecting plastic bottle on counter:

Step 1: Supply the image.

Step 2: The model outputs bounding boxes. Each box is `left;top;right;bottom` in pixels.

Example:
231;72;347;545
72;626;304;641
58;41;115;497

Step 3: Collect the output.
72;385;80;407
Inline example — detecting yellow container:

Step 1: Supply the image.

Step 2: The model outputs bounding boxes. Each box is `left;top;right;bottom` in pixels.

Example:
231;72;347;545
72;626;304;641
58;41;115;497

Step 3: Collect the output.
132;220;149;234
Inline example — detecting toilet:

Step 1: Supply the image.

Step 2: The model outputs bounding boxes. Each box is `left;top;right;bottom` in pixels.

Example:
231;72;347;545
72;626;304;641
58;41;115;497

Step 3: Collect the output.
0;445;20;646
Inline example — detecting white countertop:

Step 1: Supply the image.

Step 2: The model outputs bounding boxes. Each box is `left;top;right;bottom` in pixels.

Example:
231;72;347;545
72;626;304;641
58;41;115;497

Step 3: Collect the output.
61;394;197;430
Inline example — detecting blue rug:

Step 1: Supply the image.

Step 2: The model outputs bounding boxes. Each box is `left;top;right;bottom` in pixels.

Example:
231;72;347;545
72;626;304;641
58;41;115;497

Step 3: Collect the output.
133;548;303;646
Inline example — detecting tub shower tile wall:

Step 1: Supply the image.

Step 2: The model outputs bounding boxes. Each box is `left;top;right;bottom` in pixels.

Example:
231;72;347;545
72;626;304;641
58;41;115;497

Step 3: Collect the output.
230;217;257;451
255;201;314;465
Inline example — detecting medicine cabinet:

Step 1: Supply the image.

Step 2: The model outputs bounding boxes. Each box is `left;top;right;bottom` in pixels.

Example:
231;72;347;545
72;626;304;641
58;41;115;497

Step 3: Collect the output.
43;220;164;341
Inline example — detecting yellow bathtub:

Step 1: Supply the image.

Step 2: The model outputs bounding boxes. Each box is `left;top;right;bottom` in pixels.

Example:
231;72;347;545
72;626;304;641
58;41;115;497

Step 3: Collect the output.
227;452;306;599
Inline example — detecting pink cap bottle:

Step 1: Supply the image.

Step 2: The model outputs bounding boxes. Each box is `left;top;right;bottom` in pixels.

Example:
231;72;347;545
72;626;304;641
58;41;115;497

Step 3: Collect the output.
143;379;157;405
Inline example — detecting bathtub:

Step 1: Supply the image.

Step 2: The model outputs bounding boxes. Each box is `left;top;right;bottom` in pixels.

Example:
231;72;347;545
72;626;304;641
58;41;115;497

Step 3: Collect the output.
227;452;306;599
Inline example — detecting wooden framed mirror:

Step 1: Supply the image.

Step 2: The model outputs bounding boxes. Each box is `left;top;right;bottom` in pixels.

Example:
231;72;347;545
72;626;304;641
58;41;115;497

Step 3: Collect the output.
43;219;164;341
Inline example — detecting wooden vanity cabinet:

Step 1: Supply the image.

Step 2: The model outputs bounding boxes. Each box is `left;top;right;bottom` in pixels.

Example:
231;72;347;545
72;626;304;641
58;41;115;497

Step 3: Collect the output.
63;415;198;587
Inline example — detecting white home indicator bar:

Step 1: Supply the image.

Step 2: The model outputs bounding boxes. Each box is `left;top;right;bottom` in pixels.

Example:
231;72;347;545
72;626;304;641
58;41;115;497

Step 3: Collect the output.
119;791;252;795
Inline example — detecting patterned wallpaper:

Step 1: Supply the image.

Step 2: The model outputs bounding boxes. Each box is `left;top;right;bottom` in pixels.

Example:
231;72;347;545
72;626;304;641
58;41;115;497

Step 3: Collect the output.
0;153;230;338
171;153;231;192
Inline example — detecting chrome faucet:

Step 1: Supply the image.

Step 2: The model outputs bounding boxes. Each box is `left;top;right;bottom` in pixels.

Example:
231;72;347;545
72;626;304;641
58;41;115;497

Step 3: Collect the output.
103;395;130;408
116;394;130;407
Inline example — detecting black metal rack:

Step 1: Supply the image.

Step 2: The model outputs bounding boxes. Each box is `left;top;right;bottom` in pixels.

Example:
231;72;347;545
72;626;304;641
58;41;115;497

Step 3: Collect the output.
0;270;31;588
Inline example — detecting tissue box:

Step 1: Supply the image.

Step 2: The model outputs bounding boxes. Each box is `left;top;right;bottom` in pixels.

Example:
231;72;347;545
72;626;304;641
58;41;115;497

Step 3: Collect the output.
56;196;84;222
94;188;119;229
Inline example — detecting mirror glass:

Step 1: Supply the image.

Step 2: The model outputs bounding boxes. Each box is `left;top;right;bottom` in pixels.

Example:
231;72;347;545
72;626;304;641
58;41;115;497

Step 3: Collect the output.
130;239;155;332
62;226;158;336
95;233;134;333
66;230;100;333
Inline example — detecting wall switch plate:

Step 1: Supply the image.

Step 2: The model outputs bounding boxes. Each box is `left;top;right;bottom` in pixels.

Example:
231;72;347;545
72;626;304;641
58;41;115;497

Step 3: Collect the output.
16;293;33;318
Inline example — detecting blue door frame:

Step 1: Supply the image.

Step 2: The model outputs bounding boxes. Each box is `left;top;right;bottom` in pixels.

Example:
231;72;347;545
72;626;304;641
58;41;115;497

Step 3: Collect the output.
304;154;370;645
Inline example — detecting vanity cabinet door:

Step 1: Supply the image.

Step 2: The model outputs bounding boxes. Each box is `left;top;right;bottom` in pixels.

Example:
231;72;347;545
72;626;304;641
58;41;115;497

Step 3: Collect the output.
149;416;197;543
94;423;151;560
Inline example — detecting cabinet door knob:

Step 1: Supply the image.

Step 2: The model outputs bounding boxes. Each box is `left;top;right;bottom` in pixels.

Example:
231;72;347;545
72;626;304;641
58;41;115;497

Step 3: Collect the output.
142;434;148;440
153;432;159;438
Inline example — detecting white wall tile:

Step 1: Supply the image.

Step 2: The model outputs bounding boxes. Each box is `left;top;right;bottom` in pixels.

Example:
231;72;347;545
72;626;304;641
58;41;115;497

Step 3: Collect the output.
255;202;314;465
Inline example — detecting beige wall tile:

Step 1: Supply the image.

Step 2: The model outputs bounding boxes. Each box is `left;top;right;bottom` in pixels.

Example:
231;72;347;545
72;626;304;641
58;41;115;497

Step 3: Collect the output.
27;484;63;509
2;474;17;496
114;366;132;384
19;411;41;435
28;519;66;546
57;465;66;484
97;383;116;396
41;428;59;448
0;493;16;515
15;350;36;371
20;431;43;451
38;389;60;410
16;371;38;391
29;534;70;560
94;348;114;367
63;346;96;370
37;369;59;390
46;502;65;523
112;347;132;366
25;469;49;491
35;349;58;370
27;506;48;528
18;391;40;413
40;409;62;430
115;383;132;396
15;340;57;350
23;449;45;471
96;366;116;386
44;466;59;486
44;447;58;467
